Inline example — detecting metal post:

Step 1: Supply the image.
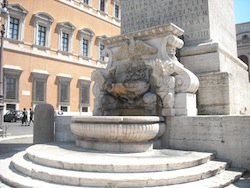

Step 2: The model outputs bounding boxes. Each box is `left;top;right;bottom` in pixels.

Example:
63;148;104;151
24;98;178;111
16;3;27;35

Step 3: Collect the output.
0;24;4;137
0;0;8;137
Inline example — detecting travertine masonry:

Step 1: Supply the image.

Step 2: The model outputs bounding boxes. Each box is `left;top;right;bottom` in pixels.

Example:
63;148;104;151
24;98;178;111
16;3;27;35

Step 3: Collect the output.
121;0;209;43
121;0;236;55
162;115;250;170
121;0;250;115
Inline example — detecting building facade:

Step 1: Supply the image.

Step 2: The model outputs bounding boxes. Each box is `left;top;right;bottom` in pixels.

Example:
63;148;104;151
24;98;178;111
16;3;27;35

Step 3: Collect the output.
1;0;120;114
236;22;250;80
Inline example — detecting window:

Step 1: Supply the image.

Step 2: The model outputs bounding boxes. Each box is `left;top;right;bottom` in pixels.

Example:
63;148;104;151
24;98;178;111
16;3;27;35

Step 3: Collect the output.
113;0;120;19
82;39;88;57
6;77;17;100
9;17;19;40
100;0;105;11
38;25;46;46
79;78;91;113
33;12;54;48
242;35;249;40
79;28;94;58
57;22;75;53
239;55;249;66
81;107;88;112
60;83;69;103
31;70;49;104
99;44;105;61
115;4;119;18
60;106;68;112
3;65;22;113
6;104;16;110
3;65;22;110
57;74;72;111
6;4;28;42
62;32;69;52
99;0;107;13
34;80;46;102
81;0;92;7
81;84;90;104
96;35;107;62
3;65;22;105
83;0;89;4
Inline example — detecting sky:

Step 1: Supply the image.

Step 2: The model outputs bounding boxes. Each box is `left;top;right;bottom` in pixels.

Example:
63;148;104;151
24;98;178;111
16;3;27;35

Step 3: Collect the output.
234;0;250;24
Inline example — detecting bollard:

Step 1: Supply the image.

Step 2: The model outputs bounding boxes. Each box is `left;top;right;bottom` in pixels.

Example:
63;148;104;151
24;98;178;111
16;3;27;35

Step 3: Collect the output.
33;103;54;144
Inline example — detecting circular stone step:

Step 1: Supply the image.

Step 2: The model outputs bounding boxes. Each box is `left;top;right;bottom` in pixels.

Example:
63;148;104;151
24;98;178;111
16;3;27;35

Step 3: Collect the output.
11;151;227;187
25;142;214;173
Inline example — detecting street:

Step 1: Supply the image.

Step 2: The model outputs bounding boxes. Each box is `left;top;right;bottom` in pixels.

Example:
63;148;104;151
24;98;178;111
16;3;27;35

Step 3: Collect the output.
2;120;33;137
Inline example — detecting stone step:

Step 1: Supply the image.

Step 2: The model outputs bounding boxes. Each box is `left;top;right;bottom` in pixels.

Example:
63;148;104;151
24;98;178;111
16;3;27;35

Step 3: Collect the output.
0;156;244;188
225;172;250;188
25;143;214;173
11;151;229;187
149;169;245;188
0;158;80;188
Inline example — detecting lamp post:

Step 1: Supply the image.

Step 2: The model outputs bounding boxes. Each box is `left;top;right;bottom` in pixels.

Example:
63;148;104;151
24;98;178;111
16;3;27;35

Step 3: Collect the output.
0;0;8;137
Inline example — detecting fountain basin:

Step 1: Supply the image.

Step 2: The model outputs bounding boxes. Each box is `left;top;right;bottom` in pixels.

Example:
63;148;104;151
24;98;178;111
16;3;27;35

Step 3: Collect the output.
71;116;166;152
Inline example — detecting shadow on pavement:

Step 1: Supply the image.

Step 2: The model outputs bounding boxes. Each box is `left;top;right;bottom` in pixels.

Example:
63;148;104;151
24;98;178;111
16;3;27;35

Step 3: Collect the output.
0;136;33;159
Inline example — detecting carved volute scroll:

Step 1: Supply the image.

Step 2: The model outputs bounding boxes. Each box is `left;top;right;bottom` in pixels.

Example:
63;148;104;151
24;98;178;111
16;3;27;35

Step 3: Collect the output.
91;23;199;117
161;35;184;62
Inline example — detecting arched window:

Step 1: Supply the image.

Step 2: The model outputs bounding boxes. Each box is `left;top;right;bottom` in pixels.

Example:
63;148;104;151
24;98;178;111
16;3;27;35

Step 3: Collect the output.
239;55;249;67
242;35;249;40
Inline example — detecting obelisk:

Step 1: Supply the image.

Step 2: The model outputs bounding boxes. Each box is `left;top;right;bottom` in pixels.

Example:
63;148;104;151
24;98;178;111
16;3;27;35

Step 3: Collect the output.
120;0;250;115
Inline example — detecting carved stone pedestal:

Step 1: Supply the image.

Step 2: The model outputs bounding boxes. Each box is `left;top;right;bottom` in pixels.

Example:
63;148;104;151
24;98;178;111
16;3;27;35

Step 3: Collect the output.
92;23;199;117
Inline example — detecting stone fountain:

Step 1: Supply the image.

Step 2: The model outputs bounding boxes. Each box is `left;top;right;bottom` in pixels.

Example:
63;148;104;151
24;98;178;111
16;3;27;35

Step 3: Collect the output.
70;23;199;153
0;0;247;185
0;24;244;188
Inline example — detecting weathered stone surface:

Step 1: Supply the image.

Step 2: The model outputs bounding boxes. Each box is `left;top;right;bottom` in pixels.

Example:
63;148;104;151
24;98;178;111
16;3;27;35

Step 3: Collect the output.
121;0;237;56
120;0;250;115
197;72;250;115
55;116;76;142
163;115;250;170
33;104;54;144
0;143;244;187
71;116;166;152
92;24;199;116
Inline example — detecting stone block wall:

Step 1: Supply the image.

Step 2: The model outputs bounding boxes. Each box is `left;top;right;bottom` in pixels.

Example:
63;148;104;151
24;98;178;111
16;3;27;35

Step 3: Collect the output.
55;116;76;142
162;115;250;170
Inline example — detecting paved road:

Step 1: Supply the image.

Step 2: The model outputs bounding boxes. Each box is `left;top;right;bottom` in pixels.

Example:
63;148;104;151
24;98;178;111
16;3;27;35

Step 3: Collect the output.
2;120;33;136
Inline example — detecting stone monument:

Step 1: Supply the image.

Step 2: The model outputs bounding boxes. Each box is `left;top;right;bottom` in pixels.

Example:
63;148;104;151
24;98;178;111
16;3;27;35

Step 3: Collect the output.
121;0;250;115
0;0;247;187
69;23;199;154
92;24;199;117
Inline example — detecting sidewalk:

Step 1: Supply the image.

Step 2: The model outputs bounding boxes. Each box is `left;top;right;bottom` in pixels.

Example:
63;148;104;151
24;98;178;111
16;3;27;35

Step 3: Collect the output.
0;135;33;158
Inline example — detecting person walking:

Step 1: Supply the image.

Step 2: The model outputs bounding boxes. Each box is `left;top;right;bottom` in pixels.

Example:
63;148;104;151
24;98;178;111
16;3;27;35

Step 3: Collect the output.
21;108;28;126
28;108;34;126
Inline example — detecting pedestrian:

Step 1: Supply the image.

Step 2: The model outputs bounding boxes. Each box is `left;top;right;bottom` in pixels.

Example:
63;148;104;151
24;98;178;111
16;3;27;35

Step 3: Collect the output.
28;108;34;126
21;108;28;126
